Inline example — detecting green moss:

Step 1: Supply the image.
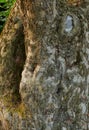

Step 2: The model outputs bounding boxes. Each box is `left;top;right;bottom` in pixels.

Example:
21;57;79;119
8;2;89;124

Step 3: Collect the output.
0;96;26;118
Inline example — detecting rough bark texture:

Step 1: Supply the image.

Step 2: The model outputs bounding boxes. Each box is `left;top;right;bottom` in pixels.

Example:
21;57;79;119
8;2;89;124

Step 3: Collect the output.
0;0;89;130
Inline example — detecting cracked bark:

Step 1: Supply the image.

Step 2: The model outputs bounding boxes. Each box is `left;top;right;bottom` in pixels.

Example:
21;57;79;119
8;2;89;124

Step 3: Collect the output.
0;0;89;130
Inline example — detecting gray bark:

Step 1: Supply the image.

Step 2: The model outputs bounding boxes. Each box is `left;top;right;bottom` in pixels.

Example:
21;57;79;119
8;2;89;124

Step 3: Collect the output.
0;0;89;130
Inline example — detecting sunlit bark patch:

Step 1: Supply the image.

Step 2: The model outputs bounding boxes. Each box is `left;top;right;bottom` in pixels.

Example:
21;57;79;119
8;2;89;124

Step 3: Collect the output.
67;0;84;6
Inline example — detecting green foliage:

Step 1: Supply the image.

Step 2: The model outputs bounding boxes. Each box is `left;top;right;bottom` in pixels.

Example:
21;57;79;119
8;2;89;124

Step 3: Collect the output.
0;0;16;32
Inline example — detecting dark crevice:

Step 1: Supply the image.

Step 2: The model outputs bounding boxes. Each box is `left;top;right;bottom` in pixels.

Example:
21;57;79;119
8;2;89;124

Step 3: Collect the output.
11;23;26;105
30;62;38;73
73;51;82;66
56;86;63;95
0;120;4;130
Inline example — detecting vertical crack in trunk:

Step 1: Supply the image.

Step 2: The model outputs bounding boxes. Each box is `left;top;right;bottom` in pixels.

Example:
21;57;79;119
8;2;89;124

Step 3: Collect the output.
0;21;26;106
11;24;26;104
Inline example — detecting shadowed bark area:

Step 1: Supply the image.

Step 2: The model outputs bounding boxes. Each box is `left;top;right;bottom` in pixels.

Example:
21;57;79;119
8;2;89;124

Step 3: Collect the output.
0;1;26;104
0;0;89;130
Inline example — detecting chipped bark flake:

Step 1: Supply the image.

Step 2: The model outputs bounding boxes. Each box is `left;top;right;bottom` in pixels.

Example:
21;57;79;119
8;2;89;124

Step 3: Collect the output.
53;0;57;18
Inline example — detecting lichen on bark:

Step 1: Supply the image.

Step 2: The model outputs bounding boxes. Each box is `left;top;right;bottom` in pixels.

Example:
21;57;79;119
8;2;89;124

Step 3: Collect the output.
0;0;89;130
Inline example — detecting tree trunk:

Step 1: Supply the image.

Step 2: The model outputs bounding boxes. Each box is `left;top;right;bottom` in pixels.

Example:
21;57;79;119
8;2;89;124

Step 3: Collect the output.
0;0;89;130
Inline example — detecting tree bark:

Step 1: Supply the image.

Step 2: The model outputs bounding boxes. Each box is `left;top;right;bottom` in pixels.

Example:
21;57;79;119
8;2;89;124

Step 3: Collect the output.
0;0;89;130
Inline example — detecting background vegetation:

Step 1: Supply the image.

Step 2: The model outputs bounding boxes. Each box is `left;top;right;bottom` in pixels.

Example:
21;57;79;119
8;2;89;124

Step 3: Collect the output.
0;0;15;32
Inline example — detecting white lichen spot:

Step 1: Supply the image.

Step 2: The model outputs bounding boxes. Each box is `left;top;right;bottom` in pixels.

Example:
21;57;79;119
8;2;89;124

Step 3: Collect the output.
43;76;58;88
86;32;89;43
82;55;89;69
68;109;75;118
45;126;51;130
38;21;43;26
48;94;53;103
79;103;86;114
45;113;54;130
68;88;78;108
77;87;81;93
86;48;89;60
62;127;67;130
67;67;78;74
64;15;73;33
87;75;89;84
85;75;89;95
58;57;66;75
47;46;55;55
73;74;85;84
